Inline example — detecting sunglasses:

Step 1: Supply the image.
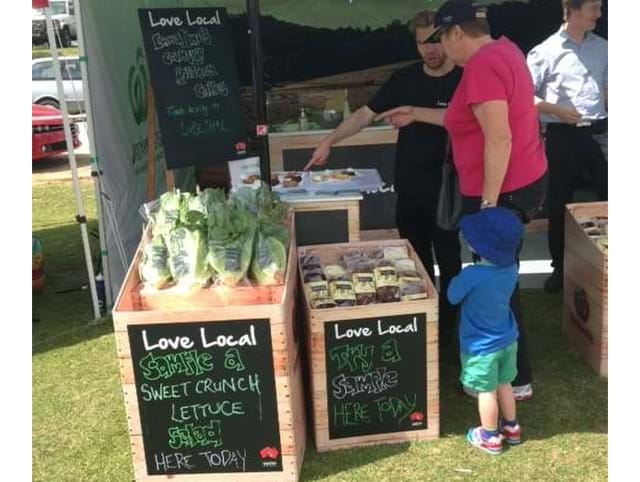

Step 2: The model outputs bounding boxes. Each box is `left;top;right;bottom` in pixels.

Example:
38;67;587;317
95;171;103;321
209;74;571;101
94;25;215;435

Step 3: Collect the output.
417;36;440;45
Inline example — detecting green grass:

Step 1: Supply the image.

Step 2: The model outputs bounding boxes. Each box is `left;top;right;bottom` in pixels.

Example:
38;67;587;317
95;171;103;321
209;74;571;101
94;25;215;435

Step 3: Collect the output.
32;179;607;481
33;47;79;59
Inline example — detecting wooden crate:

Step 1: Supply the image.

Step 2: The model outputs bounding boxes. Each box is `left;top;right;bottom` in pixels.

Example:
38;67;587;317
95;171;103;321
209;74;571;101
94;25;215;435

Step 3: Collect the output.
298;239;439;452
112;221;306;481
562;202;608;377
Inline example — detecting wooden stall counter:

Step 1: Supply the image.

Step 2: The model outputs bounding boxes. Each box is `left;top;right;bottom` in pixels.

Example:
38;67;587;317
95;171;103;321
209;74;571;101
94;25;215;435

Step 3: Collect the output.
112;223;306;481
298;239;439;452
563;202;608;377
278;192;363;246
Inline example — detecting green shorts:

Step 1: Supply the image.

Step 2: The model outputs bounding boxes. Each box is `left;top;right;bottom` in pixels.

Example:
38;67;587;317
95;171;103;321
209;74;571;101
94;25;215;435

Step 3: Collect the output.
460;342;518;393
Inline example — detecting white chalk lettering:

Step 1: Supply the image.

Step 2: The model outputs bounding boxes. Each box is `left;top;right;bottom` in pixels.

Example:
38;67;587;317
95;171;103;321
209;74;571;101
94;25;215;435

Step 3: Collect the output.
142;330;194;351
200;325;257;348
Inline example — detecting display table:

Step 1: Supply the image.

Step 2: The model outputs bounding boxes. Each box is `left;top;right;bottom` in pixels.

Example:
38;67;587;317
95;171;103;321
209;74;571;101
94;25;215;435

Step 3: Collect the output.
278;192;363;246
112;222;306;481
298;239;439;452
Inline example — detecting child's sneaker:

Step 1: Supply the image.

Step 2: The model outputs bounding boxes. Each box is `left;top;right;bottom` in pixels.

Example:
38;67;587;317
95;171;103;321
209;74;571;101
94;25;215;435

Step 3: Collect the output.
512;383;533;401
500;422;522;445
465;427;503;455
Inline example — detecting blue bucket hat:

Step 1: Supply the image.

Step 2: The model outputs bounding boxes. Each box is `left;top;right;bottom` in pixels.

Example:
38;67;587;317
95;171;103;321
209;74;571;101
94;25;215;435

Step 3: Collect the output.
460;207;524;266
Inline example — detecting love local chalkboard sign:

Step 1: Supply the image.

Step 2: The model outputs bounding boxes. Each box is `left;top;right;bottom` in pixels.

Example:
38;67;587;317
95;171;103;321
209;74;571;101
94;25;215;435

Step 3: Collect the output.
128;320;282;475
324;314;427;439
138;8;247;169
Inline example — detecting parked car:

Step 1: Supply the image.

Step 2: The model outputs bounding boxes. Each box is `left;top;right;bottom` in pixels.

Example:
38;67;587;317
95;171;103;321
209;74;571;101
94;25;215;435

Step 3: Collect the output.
32;0;77;47
32;104;81;162
32;57;84;114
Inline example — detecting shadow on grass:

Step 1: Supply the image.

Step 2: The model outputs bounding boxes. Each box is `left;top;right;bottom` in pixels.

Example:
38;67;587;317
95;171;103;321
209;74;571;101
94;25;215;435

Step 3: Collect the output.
438;289;607;443
33;222;111;355
300;439;410;481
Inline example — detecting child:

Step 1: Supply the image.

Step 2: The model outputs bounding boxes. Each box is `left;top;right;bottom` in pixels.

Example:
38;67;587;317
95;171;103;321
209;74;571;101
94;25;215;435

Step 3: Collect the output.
447;207;524;455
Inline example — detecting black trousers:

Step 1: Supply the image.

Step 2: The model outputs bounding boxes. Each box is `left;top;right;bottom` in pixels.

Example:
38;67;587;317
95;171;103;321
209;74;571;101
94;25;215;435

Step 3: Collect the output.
461;173;548;387
545;123;608;270
396;193;462;347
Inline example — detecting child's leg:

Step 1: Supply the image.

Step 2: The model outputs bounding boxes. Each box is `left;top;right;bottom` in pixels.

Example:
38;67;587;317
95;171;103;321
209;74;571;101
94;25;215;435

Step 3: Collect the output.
478;390;499;431
497;383;516;422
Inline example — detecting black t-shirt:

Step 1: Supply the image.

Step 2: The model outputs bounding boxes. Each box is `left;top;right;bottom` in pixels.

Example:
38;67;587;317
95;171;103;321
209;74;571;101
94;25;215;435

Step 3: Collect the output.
367;62;462;196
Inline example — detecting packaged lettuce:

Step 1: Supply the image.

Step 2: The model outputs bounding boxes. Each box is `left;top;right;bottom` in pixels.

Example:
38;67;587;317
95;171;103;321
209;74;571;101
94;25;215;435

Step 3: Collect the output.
208;203;256;287
139;235;173;289
151;191;182;237
251;231;287;286
166;225;210;289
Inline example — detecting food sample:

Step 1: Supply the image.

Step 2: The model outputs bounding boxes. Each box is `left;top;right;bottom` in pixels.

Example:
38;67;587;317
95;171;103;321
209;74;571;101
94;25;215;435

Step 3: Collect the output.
352;271;377;305
323;264;348;281
384;246;409;261
311;296;337;309
374;261;400;303
329;279;357;307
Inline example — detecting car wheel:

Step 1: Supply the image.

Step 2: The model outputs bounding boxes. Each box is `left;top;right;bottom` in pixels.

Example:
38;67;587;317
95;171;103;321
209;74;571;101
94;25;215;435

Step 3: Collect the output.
38;98;61;110
57;27;71;48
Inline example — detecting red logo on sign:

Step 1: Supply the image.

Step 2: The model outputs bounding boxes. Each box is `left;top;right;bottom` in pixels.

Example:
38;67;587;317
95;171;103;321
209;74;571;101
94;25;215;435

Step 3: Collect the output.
409;411;424;423
256;124;268;136
259;446;279;460
235;141;247;153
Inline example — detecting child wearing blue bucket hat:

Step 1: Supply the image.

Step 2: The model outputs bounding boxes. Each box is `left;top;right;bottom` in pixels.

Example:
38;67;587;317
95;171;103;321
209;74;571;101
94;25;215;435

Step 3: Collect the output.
447;207;524;455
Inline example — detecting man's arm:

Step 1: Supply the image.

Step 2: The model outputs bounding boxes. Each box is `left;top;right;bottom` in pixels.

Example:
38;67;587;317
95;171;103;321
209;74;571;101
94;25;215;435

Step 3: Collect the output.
304;106;376;170
374;105;446;128
534;96;581;124
471;100;512;206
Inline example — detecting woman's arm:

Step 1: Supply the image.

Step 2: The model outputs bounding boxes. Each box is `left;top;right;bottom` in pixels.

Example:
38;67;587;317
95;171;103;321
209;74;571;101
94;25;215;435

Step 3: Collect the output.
471;100;512;206
374;106;446;128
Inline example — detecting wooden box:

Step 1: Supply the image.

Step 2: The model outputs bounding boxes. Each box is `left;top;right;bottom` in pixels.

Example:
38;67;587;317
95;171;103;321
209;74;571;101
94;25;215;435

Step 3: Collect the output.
112;221;306;481
562;202;608;377
298;239;439;452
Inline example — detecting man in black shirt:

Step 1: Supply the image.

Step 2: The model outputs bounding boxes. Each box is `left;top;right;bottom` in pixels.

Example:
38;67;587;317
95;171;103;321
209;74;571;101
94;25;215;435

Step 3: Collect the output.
304;10;462;347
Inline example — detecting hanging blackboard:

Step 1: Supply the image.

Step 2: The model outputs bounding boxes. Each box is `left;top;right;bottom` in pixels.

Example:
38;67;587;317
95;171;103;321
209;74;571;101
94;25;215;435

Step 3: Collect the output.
127;319;282;475
138;7;248;169
324;313;427;439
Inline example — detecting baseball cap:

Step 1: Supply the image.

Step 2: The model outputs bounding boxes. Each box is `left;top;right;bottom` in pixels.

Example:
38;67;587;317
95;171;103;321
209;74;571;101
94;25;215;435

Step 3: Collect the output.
425;0;489;42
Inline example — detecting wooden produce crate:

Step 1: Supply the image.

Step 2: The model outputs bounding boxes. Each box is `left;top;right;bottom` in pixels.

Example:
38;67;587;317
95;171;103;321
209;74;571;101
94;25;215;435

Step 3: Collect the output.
562;202;608;377
112;222;306;481
298;239;439;452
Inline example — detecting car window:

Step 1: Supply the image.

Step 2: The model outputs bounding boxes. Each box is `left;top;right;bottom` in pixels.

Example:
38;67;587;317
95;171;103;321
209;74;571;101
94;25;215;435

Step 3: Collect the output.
32;61;54;81
61;60;81;80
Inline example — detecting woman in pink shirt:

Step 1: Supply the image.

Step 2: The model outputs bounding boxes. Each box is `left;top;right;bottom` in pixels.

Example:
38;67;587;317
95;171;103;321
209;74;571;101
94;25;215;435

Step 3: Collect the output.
377;0;547;407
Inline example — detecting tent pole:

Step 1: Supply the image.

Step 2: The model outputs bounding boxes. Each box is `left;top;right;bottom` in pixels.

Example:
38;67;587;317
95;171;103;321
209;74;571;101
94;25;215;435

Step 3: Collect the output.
247;0;272;187
44;4;101;320
73;0;113;309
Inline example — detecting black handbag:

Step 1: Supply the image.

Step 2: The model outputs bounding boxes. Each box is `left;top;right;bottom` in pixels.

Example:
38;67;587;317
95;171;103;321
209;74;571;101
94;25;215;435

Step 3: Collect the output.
436;138;463;231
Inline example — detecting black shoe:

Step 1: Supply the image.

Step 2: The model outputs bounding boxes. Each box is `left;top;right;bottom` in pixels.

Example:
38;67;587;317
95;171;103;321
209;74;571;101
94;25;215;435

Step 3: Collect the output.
544;270;563;293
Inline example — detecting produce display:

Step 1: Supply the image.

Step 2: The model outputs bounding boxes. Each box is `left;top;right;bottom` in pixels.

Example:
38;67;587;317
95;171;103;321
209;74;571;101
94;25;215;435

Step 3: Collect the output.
301;246;428;309
578;216;608;252
139;185;289;290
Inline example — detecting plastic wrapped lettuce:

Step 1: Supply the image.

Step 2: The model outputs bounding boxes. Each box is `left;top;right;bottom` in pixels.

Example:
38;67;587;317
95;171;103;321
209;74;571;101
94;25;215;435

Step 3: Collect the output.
139;235;172;289
207;202;257;287
251;230;287;286
152;191;185;237
166;225;210;289
181;188;226;229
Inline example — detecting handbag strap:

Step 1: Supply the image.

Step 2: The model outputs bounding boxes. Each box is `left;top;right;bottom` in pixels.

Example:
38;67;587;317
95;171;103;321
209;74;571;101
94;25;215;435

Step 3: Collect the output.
444;136;453;166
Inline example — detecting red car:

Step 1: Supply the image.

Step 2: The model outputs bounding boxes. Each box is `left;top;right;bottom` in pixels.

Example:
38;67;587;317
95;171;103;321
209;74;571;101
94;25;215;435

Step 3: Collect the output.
32;103;80;162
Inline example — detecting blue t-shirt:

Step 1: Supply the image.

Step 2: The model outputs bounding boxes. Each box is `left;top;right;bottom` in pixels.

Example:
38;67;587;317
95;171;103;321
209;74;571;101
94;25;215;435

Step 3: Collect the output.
447;263;519;356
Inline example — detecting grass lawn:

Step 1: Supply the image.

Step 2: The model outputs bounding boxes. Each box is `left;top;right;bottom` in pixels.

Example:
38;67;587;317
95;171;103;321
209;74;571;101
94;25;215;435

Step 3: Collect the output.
32;179;607;482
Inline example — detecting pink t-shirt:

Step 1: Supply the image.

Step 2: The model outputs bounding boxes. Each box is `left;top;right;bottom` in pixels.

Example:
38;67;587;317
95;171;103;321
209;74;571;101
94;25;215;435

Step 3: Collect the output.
443;37;547;197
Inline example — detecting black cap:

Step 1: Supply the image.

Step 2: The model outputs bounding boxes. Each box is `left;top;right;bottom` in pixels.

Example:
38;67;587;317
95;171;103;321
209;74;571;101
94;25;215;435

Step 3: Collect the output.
426;0;488;42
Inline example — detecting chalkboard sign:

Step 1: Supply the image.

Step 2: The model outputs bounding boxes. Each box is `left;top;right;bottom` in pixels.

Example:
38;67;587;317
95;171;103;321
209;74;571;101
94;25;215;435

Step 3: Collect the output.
138;8;247;169
128;320;282;475
324;314;427;439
